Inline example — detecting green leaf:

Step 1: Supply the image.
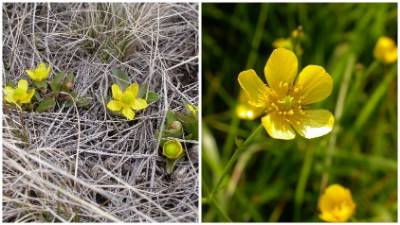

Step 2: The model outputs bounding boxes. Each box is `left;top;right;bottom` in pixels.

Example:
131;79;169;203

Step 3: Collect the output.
76;96;92;108
138;83;149;98
112;69;130;89
50;72;65;92
64;73;75;84
36;97;56;112
146;91;160;104
166;110;177;126
33;80;48;89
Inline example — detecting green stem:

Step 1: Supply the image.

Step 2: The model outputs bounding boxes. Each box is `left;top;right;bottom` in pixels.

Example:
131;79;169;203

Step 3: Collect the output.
209;124;263;200
294;146;315;221
320;54;355;192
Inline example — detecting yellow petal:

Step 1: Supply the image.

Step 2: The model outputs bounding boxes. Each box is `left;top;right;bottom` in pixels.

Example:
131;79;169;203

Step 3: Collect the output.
3;86;15;103
236;91;264;120
111;84;123;100
25;70;35;80
132;98;148;110
291;109;334;139
17;79;29;92
107;100;122;111
261;113;296;140
318;184;356;222
374;36;397;64
20;89;35;104
126;83;139;97
122;107;135;120
294;65;333;105
36;63;51;80
264;48;298;97
238;69;270;108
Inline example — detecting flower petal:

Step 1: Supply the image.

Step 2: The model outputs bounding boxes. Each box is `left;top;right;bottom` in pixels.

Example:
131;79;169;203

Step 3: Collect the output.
122;107;135;120
291;109;334;139
126;83;139;97
17;79;29;92
20;89;35;104
107;100;122;111
3;86;15;103
111;84;123;100
261;113;296;140
25;70;35;80
131;98;148;110
236;91;264;120
238;69;270;108
36;63;51;80
294;65;333;105
264;48;298;97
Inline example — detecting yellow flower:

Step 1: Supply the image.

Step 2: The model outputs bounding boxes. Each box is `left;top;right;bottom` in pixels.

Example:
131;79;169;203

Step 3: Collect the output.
236;91;263;120
25;63;51;81
3;79;35;106
374;36;397;64
238;48;334;140
272;38;293;50
106;83;148;120
318;184;356;222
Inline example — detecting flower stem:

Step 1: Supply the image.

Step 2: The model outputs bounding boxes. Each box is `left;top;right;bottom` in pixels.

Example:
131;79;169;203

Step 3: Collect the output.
209;124;263;200
320;54;355;192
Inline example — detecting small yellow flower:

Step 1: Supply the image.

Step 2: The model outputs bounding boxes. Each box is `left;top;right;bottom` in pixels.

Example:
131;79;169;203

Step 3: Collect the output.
106;83;148;120
374;36;397;64
318;184;356;222
25;63;52;81
238;48;334;140
3;79;35;106
236;91;263;120
272;38;293;50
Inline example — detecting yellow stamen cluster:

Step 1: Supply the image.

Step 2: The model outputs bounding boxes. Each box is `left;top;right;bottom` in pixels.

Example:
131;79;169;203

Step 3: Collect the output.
266;84;306;126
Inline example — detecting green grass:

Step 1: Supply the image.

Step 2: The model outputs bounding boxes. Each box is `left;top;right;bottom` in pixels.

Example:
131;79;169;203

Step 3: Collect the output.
202;3;397;222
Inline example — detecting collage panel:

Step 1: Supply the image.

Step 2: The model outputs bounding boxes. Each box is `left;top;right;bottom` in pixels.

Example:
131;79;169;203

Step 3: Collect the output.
3;3;198;222
202;3;397;222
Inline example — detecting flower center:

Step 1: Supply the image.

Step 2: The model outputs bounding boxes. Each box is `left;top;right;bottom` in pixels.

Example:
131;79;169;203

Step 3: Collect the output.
267;87;306;124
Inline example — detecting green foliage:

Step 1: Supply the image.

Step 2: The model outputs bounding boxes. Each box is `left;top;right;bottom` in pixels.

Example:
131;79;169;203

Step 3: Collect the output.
112;68;130;89
202;3;397;222
36;96;56;112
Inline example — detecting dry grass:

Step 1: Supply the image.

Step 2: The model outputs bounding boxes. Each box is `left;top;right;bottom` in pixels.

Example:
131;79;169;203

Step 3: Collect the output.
2;3;198;222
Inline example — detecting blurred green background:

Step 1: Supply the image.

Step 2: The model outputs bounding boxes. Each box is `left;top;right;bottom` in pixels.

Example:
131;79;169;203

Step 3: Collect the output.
202;3;397;222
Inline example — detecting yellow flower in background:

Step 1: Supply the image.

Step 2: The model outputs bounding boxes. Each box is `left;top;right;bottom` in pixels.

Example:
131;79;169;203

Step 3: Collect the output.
238;48;334;140
272;38;293;50
107;83;148;120
374;36;397;64
236;91;263;120
319;184;356;222
25;63;51;81
3;79;35;106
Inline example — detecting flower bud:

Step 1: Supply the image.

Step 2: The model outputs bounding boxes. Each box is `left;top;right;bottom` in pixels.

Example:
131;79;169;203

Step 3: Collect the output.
162;140;184;160
64;81;74;90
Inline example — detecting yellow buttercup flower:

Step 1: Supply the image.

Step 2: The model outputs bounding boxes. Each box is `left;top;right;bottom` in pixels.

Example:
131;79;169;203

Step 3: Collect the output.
272;38;293;50
374;36;397;64
318;184;356;222
238;48;334;140
107;83;148;120
236;91;263;120
25;63;51;81
3;79;35;106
